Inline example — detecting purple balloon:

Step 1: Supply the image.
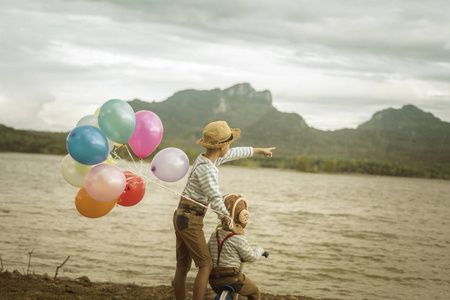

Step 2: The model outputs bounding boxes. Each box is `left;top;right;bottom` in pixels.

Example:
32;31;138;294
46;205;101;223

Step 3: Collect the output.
151;148;189;182
129;110;163;158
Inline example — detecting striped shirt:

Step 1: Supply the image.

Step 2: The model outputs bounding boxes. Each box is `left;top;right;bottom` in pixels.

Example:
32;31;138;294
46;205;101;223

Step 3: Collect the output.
208;229;264;268
181;147;253;219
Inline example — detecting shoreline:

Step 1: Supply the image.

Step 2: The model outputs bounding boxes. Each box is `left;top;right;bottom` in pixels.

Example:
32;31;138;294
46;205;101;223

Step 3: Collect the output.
0;270;334;300
1;151;448;181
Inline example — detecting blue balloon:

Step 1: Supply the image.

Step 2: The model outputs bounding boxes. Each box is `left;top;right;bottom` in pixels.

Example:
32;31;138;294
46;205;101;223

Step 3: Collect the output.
67;125;109;165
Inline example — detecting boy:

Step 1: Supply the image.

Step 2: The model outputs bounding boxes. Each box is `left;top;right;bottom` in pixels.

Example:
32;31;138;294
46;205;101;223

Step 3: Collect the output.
173;120;275;300
208;193;265;300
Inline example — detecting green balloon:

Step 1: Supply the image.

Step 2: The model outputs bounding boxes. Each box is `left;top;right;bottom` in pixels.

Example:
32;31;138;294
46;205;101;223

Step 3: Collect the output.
98;99;136;144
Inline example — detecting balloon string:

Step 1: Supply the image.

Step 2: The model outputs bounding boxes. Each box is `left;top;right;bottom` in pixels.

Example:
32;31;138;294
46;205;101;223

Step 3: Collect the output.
124;144;139;172
110;148;136;172
108;149;204;208
109;147;231;224
138;173;209;210
140;174;236;229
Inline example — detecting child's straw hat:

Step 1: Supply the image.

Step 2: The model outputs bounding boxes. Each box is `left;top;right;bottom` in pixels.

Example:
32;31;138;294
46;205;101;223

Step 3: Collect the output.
196;121;241;149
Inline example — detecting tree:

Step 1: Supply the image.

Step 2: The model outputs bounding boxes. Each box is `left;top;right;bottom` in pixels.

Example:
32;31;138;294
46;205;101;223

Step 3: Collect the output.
296;155;308;172
324;160;336;173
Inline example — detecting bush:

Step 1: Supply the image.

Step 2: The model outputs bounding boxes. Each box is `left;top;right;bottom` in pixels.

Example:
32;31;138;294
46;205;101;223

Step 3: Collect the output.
296;155;308;171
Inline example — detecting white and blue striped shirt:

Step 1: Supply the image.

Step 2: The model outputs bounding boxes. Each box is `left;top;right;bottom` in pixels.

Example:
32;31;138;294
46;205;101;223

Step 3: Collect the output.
181;147;253;219
208;229;265;268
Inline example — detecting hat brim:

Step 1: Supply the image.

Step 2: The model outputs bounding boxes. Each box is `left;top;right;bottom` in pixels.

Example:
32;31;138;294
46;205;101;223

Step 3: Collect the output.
196;128;241;149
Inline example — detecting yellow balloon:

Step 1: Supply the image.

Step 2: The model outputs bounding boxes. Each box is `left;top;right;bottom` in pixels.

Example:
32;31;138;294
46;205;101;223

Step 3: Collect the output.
102;155;115;166
94;106;101;116
61;154;93;187
75;188;117;218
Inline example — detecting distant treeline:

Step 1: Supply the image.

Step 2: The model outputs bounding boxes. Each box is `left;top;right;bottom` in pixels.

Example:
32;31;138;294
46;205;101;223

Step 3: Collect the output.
0;125;67;155
1;124;448;180
227;155;450;180
177;148;449;180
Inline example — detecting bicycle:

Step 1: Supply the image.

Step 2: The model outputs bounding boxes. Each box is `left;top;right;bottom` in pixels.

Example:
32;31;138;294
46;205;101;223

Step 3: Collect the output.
214;251;269;300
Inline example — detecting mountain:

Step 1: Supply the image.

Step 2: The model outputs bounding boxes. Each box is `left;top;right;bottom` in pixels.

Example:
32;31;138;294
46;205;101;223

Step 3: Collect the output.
1;83;449;172
125;83;450;164
358;104;445;131
354;104;450;165
128;83;309;150
358;104;450;142
127;83;450;168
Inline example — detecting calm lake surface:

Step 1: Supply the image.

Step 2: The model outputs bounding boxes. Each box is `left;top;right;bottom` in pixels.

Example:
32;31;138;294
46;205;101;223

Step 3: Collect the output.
1;152;449;300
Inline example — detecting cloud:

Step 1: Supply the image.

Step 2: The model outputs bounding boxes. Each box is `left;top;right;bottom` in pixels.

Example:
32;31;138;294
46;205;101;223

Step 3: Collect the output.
0;88;55;131
0;0;449;132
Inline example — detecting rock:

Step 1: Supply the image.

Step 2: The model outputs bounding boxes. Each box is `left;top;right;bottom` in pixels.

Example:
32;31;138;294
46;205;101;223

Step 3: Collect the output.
76;275;91;283
75;275;92;286
0;271;12;279
42;273;53;281
12;270;22;279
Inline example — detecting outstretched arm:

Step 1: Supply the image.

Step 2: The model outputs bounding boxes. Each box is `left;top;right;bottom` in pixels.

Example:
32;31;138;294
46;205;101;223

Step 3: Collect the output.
236;235;265;263
253;147;276;157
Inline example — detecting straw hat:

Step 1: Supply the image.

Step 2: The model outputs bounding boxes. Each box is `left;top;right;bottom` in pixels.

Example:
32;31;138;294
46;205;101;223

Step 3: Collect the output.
196;121;241;149
223;193;250;235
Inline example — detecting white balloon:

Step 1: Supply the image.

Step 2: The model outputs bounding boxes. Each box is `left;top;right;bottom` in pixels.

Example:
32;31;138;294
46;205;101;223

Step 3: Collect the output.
61;154;93;187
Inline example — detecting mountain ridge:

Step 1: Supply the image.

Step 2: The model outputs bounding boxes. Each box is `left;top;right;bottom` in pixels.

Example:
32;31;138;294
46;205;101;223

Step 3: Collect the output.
128;83;449;163
1;83;449;173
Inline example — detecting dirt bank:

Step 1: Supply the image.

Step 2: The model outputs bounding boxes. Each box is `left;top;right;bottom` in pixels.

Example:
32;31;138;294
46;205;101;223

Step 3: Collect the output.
0;270;336;300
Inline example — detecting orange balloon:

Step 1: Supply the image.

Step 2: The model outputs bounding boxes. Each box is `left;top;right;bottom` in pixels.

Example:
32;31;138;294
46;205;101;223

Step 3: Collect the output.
75;188;117;218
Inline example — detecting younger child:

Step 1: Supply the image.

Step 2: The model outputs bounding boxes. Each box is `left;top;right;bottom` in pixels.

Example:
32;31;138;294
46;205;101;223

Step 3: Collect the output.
208;193;266;300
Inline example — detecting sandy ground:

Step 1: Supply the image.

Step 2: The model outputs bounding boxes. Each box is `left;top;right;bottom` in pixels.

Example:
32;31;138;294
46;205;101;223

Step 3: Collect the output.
0;270;336;300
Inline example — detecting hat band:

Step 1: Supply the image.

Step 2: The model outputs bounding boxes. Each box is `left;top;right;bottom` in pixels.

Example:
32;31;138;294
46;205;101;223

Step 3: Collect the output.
217;133;233;144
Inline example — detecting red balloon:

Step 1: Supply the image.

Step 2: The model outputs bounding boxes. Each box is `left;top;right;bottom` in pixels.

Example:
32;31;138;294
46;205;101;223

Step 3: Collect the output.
118;171;146;207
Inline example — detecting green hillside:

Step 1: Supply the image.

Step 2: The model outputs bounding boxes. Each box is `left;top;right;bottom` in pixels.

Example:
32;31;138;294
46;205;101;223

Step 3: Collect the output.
128;85;450;169
128;83;278;148
0;124;67;155
1;83;449;179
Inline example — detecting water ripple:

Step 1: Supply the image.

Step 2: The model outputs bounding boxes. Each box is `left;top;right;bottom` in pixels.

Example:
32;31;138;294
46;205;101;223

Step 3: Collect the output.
1;154;450;300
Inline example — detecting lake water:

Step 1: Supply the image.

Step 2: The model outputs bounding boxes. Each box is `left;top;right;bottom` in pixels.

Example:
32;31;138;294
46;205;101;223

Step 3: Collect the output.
0;152;449;300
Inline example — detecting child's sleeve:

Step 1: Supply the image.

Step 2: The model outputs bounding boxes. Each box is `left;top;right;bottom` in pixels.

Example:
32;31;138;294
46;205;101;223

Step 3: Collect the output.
236;236;265;263
199;169;230;219
216;147;253;165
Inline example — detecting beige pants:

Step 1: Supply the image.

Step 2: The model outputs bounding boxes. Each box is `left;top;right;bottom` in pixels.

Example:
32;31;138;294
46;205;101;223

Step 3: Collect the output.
209;268;261;300
173;198;212;268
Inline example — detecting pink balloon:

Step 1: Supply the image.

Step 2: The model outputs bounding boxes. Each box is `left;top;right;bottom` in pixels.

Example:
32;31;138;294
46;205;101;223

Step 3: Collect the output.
129;110;163;158
85;164;126;202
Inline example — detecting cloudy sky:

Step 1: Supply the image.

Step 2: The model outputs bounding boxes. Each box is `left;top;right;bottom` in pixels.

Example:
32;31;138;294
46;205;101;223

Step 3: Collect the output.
1;0;450;132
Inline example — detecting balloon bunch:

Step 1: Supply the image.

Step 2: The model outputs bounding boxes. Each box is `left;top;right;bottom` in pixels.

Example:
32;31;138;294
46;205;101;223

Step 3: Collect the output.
61;99;190;218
